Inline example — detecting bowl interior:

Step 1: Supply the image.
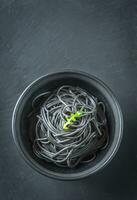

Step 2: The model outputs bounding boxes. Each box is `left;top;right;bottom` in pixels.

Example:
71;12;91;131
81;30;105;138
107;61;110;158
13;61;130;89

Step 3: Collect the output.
13;72;122;178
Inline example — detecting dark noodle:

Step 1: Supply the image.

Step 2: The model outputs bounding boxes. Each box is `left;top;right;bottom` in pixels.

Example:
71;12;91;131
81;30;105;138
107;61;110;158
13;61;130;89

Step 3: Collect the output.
31;85;109;168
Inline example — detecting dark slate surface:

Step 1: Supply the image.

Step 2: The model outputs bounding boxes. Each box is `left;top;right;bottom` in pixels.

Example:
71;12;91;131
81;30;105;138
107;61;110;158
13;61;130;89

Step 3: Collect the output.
0;0;137;199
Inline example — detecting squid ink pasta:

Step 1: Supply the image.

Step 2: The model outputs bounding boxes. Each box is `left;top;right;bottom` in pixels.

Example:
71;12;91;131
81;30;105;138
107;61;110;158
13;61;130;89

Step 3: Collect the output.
31;85;109;168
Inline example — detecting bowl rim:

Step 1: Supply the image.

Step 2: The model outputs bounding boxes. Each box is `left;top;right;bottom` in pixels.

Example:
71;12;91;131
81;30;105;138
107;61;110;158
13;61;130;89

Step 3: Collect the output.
12;70;123;180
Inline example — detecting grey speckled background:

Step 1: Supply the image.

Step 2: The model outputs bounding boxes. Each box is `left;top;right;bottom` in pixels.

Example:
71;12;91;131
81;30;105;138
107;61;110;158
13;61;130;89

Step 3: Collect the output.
0;0;137;200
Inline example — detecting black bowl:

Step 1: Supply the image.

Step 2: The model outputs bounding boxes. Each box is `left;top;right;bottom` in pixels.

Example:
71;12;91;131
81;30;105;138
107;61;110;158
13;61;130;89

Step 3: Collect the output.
12;71;123;180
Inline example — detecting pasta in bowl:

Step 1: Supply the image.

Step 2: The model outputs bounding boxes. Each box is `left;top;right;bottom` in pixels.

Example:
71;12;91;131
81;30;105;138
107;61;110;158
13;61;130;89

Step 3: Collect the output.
12;71;123;180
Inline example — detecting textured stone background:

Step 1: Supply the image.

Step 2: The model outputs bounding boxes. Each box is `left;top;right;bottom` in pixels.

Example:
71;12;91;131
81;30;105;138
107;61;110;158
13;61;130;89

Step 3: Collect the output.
0;0;137;199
